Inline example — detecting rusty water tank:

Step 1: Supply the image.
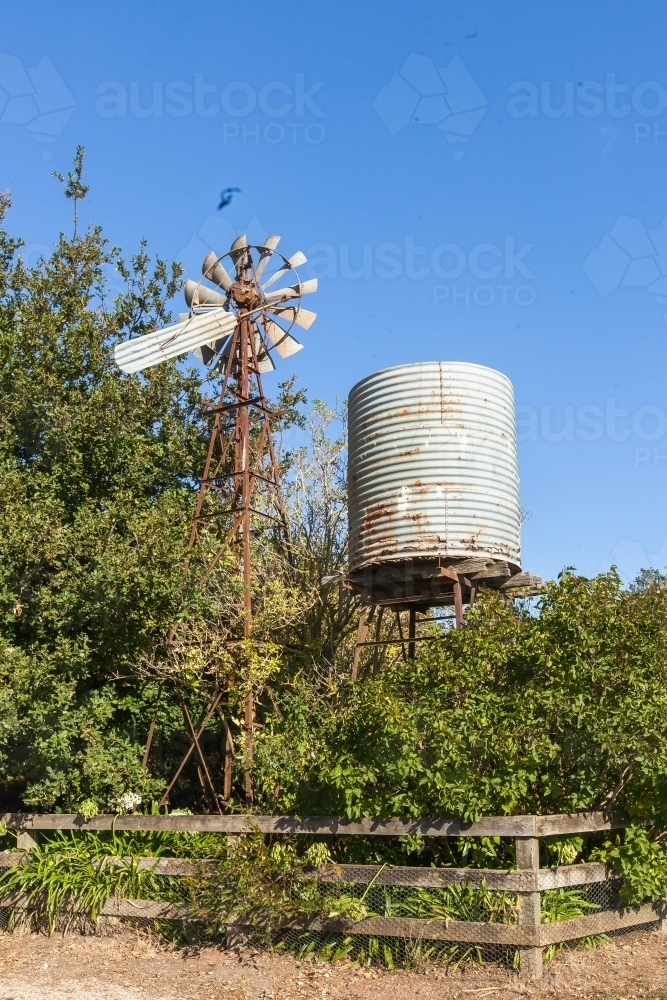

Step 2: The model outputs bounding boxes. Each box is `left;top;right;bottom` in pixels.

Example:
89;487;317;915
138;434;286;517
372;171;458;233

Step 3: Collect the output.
346;361;521;606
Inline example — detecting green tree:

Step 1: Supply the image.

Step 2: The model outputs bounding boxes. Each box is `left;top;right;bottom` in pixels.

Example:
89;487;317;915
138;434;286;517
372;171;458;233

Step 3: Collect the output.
0;154;356;813
0;162;210;809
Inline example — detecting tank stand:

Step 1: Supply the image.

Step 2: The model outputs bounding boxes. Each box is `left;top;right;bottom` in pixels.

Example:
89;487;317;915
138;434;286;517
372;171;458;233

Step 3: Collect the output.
351;581;475;676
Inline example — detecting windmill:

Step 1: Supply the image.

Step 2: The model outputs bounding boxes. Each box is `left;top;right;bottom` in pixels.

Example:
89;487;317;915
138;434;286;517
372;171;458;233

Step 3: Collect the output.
115;233;317;807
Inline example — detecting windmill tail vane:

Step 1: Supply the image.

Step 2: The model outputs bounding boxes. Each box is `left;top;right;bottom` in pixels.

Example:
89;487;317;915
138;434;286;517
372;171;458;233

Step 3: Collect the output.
114;233;317;809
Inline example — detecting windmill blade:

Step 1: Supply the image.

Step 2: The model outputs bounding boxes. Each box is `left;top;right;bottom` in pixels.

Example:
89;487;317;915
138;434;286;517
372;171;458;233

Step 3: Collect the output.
257;355;276;373
245;324;275;373
255;344;276;373
262;250;308;290
192;335;231;366
262;317;304;358
115;310;237;374
264;278;318;303
268;305;317;330
254;235;281;281
214;325;276;375
184;279;228;308
252;326;276;373
202;251;234;292
229;234;248;271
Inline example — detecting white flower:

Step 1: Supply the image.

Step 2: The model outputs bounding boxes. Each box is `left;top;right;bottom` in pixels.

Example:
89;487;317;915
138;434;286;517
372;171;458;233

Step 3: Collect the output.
109;792;142;814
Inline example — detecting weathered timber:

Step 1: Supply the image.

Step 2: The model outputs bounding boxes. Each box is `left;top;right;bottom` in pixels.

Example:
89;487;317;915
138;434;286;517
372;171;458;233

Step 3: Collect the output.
306;864;533;890
539;903;661;945
0;850;208;875
516;836;542;980
0;853;22;868
100;899;194;920
227;914;540;946
533;813;628;836
0;811;629;837
0;853;616;891
0;892;194;921
1;813;534;836
536;863;612;890
15;832;37;851
227;901;665;949
102;857;211;875
3;896;659;944
136;857;207;876
307;861;614;892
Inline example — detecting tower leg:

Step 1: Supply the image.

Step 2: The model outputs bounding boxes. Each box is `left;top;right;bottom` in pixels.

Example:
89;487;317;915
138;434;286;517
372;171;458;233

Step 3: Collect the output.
395;611;407;662
408;608;416;659
454;578;464;627
351;608;369;680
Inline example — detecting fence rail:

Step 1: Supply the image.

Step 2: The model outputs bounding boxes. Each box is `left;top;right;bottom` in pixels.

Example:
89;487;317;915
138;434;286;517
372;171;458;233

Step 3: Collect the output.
0;810;660;981
0;811;629;837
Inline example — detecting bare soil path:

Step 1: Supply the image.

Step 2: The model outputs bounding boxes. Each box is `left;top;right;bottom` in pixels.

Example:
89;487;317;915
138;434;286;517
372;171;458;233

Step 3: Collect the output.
0;929;665;1000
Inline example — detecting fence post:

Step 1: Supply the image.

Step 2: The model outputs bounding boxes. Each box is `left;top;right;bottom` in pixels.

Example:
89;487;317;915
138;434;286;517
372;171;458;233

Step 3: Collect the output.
15;830;37;852
516;836;542;980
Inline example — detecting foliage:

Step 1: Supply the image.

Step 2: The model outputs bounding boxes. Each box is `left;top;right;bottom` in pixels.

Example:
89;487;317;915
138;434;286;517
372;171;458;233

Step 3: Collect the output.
0;831;175;932
52;145;89;239
269;571;667;837
182;831;333;935
631;567;667;591
540;888;604;962
545;836;583;866
591;825;667;904
0;153;214;810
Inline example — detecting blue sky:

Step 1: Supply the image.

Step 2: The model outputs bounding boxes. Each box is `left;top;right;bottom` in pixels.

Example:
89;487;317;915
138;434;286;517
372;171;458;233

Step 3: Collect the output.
2;0;667;584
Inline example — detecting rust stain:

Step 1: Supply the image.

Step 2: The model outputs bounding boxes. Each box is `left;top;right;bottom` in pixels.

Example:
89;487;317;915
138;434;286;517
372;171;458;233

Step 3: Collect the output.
361;506;391;531
459;533;484;550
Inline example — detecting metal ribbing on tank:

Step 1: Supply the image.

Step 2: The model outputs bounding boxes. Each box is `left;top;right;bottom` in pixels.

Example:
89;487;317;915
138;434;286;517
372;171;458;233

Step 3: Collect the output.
347;361;521;573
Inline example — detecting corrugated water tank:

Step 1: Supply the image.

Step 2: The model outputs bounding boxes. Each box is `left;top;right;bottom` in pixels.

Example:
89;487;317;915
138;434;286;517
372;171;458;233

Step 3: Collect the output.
346;361;521;605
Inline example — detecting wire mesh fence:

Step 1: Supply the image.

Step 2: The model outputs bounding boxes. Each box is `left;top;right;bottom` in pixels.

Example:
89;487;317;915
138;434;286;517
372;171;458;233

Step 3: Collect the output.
0;812;663;980
0;865;661;967
224;874;664;971
274;925;518;970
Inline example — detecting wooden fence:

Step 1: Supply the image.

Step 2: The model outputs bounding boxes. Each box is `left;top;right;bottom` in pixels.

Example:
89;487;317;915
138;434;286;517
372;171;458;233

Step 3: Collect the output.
0;810;663;981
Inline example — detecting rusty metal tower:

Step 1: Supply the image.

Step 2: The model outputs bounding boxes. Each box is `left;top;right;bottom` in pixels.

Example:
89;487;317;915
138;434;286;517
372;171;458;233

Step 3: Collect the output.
115;233;317;807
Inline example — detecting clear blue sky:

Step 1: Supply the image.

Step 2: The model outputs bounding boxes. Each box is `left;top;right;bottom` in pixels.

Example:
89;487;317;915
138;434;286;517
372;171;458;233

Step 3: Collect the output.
2;0;667;584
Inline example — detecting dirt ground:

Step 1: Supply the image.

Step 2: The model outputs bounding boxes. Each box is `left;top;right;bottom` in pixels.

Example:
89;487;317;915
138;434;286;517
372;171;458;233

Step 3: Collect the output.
0;928;665;1000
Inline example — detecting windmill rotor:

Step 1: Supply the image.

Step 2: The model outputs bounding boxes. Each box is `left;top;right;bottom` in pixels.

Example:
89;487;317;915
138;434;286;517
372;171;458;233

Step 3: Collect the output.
115;233;317;377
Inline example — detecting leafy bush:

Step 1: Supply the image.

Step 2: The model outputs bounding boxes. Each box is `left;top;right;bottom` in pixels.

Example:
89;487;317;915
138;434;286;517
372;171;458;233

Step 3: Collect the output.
592;825;667;904
269;572;667;829
0;831;177;931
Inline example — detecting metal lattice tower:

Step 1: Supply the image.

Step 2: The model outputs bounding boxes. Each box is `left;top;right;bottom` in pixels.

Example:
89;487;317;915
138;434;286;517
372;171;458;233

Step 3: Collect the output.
115;233;317;807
